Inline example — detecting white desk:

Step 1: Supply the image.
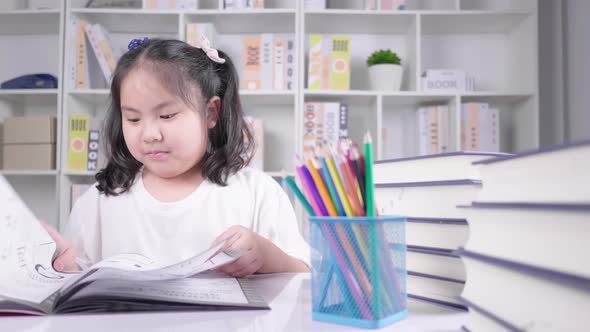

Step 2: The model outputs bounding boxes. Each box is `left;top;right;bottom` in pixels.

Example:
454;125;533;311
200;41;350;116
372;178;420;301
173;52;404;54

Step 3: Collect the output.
0;273;467;331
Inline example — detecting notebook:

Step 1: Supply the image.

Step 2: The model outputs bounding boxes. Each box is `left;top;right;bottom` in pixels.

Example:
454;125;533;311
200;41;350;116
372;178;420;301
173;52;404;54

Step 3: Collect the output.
0;175;269;315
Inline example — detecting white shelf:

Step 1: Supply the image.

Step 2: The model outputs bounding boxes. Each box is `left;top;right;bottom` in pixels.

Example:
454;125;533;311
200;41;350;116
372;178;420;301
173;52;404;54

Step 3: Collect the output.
70;9;179;34
421;12;532;34
304;10;415;34
63;170;97;177
304;89;378;105
0;10;60;34
0;89;59;103
0;170;57;176
460;92;534;103
68;89;110;104
240;91;296;105
185;10;296;34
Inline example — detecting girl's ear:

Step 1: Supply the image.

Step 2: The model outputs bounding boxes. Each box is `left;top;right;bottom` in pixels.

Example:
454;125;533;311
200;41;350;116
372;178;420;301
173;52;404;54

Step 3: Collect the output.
206;96;221;129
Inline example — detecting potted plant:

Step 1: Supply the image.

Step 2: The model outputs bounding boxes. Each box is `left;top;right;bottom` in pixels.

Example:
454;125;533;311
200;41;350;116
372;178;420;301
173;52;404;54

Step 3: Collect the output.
367;49;403;91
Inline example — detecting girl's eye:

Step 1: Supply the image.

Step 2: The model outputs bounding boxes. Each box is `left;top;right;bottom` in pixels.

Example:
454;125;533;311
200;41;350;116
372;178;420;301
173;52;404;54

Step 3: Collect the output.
160;113;178;120
127;118;140;123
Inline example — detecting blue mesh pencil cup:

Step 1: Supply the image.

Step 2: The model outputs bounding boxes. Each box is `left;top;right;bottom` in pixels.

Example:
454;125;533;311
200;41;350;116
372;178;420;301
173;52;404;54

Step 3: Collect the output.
310;215;408;329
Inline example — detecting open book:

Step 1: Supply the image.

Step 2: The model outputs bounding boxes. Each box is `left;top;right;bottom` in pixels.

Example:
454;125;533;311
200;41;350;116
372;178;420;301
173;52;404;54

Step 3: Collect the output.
0;175;269;315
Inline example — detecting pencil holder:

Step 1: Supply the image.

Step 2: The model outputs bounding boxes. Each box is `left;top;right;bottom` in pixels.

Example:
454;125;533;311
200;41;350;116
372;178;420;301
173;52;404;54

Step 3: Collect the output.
309;216;407;329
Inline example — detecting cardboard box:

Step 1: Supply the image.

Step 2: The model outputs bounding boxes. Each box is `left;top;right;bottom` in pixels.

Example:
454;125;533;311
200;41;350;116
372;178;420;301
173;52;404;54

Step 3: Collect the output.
3;116;56;144
2;144;56;170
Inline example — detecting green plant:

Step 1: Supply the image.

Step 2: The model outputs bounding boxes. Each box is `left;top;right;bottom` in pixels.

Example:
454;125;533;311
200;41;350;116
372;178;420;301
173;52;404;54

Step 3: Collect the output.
367;49;401;67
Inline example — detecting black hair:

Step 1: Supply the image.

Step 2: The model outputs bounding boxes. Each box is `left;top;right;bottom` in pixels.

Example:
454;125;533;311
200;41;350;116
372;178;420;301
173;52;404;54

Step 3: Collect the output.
96;39;253;196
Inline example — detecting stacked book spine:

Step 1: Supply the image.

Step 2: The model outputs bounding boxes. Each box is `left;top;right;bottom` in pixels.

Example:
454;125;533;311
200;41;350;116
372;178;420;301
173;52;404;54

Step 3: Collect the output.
374;152;509;310
458;140;590;331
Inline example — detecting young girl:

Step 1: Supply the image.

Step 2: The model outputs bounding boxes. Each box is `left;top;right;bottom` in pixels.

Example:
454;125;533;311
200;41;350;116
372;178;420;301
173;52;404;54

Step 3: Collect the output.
44;38;310;277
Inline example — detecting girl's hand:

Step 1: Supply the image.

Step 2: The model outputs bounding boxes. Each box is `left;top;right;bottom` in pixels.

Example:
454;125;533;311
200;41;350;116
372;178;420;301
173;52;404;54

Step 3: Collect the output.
210;225;264;277
39;221;80;272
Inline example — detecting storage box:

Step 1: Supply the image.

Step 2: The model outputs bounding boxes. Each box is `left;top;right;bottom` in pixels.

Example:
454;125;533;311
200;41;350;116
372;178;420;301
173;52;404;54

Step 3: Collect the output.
3;116;56;144
310;216;408;329
2;144;55;170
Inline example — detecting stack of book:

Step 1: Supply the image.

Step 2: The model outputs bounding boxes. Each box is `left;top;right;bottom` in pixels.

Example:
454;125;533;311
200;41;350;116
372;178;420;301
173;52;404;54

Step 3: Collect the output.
67;114;104;172
458;140;590;331
373;151;510;309
242;34;296;91
307;35;351;90
302;102;348;155
69;17;122;89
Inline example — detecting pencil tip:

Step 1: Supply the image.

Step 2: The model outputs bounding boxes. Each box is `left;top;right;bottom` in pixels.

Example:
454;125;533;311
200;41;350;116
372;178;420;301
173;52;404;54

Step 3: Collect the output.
364;132;372;143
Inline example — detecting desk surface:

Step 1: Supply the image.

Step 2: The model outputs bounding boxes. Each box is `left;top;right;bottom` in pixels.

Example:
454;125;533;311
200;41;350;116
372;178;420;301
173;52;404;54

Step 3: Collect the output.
0;273;466;332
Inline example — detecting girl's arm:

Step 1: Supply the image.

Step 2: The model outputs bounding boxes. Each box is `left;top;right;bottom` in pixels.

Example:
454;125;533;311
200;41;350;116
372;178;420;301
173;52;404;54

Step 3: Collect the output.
257;233;310;273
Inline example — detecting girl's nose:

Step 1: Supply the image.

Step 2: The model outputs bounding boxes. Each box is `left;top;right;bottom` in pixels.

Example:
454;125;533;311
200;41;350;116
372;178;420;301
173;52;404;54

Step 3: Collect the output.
142;121;163;143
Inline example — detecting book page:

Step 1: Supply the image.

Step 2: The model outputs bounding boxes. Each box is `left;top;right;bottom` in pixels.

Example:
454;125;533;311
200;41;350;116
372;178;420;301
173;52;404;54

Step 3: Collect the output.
59;236;246;299
67;271;249;306
86;238;245;282
0;176;76;306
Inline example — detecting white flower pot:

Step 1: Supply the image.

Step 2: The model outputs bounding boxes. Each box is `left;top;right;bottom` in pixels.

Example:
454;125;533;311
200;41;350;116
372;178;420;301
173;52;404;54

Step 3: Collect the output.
368;64;403;91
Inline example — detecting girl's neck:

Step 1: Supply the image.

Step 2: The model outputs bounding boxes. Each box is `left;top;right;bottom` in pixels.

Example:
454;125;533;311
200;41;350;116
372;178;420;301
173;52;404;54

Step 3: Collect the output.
141;165;205;203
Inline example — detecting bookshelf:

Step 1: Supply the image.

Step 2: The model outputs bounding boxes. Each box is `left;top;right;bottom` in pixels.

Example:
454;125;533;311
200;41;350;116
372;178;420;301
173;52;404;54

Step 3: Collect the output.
0;0;539;231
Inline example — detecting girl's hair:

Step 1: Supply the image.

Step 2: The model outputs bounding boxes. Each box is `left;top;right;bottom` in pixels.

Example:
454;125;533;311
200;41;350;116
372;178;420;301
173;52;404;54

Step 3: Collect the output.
96;39;253;196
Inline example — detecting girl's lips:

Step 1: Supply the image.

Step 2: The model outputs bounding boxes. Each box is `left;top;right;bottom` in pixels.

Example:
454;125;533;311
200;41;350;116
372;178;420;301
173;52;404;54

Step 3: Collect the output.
146;151;169;160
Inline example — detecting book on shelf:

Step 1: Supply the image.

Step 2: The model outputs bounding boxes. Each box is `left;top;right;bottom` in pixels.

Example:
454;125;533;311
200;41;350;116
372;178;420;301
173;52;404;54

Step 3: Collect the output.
421;69;475;93
69;16;120;89
472;139;590;202
224;0;264;10
407;246;466;282
242;34;295;91
67;115;103;172
458;249;590;332
373;151;512;184
0;175;268;315
461;103;499;152
416;105;450;155
66;114;89;172
85;23;121;85
307;34;351;90
302;102;348;154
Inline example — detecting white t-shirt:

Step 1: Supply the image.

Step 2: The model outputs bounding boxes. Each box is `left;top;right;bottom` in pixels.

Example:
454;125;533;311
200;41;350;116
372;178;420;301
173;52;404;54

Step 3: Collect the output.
65;167;310;269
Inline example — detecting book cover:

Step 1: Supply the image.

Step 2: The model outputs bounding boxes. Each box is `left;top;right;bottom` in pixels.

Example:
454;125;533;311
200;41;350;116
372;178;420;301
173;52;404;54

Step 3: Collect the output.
321;35;331;89
243;36;261;91
307;34;322;90
75;17;89;89
67;114;89;171
330;35;351;90
260;33;273;90
273;39;285;90
283;35;296;90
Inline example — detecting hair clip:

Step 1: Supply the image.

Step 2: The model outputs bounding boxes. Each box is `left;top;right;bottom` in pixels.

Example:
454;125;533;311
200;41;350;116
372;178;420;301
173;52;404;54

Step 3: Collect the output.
195;36;226;64
128;37;150;51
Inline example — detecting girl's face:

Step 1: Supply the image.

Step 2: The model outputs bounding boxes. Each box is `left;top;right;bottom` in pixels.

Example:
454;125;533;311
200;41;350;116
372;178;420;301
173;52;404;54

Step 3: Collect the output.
120;67;217;179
